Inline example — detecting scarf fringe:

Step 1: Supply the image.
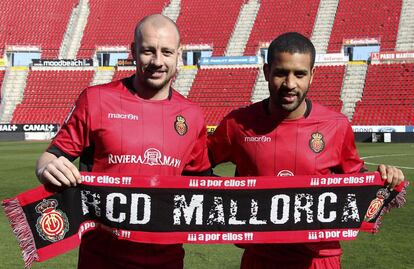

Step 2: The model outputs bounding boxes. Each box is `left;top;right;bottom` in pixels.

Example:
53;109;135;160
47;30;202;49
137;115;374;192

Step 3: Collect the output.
371;181;409;233
2;198;39;269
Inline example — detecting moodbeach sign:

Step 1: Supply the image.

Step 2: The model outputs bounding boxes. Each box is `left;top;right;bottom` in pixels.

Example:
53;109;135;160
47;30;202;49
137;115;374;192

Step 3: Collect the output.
2;172;407;268
32;59;93;67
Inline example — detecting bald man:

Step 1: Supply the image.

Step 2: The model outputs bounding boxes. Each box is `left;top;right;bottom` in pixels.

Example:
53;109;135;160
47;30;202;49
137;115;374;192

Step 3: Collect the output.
36;14;211;268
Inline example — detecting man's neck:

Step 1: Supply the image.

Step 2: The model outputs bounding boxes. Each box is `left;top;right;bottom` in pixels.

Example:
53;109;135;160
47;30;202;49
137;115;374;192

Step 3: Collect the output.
268;100;307;121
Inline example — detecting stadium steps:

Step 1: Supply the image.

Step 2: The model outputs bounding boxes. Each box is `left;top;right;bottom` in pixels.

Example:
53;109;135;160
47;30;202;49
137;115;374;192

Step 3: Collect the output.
172;66;198;97
0;67;29;123
59;0;90;59
311;0;340;54
225;0;260;56
340;62;368;121
90;66;115;86
396;0;414;51
163;0;181;22
251;65;268;104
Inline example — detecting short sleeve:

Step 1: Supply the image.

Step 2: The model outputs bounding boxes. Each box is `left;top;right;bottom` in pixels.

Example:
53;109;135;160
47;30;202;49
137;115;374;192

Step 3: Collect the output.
339;123;366;173
48;90;90;158
182;125;211;173
207;115;234;166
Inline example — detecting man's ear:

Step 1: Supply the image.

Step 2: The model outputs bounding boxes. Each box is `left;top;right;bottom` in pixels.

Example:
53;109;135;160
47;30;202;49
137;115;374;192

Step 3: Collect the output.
309;66;316;84
263;63;270;82
131;42;136;60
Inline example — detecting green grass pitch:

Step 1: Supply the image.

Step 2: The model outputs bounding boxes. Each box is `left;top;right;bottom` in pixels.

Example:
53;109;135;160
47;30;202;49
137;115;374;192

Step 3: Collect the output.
1;141;413;269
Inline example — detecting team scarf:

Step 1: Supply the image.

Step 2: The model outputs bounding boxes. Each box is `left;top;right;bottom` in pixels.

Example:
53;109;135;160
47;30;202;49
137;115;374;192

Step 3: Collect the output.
2;172;408;268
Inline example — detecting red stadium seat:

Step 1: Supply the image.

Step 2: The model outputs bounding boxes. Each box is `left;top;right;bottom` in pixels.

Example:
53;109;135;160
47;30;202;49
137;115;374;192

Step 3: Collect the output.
176;0;244;56
308;65;345;112
0;0;78;58
244;0;319;56
113;69;135;81
328;0;402;52
11;70;94;124
187;67;258;125
352;63;414;125
77;0;168;58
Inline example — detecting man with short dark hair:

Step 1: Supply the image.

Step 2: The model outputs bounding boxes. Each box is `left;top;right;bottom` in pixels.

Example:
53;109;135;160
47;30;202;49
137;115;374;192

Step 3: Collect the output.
36;14;211;269
207;32;404;269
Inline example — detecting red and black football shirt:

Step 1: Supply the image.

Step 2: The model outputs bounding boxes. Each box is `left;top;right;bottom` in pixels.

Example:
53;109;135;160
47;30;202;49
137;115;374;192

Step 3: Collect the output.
48;76;211;267
208;98;365;261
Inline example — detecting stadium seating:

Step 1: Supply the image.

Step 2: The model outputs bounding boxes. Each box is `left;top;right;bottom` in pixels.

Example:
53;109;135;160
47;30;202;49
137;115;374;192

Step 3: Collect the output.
328;0;402;52
308;65;345;112
113;69;135;82
1;0;412;129
77;0;168;58
244;0;320;56
187;67;258;125
11;70;94;124
0;0;78;58
352;63;414;125
176;0;244;56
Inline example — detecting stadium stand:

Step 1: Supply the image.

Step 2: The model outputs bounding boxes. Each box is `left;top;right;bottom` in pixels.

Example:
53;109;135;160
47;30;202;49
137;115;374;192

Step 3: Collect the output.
77;0;168;58
351;63;414;125
0;0;78;58
11;70;94;124
113;69;135;82
328;0;403;52
176;0;245;56
244;0;320;56
307;65;345;112
1;0;412;130
187;67;258;125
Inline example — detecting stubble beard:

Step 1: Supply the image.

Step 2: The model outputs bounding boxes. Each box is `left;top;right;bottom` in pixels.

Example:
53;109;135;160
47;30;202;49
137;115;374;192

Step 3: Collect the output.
270;87;309;113
143;76;171;92
137;67;173;93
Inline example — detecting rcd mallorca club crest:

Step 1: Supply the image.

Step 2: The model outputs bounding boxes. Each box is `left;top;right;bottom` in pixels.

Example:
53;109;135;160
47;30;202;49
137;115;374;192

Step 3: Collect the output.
174;115;188;136
35;199;69;242
364;188;390;222
309;132;325;153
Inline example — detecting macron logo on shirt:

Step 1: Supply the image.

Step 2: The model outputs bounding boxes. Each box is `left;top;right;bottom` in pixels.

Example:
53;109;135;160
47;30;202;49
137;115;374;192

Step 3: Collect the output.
244;136;272;143
108;113;139;121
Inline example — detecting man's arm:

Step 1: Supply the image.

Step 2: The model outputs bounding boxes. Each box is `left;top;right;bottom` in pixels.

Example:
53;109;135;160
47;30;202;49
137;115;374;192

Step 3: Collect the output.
207;115;234;168
340;124;405;190
36;150;81;187
35;89;90;188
